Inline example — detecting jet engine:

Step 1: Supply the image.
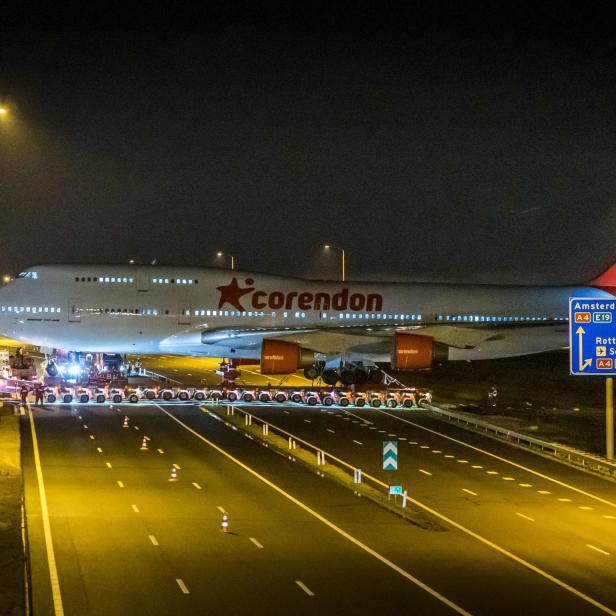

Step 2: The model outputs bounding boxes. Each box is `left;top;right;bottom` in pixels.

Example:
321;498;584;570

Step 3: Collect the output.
391;333;448;370
260;339;316;374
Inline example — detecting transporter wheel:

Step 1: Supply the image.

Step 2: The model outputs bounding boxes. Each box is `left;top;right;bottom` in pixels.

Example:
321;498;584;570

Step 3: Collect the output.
210;391;222;400
355;398;366;408
307;395;318;406
259;392;271;402
322;396;334;406
161;391;172;401
112;394;122;403
418;397;429;407
338;397;349;407
243;393;254;403
193;391;205;401
145;390;156;400
63;394;73;404
370;398;381;408
46;394;56;403
128;394;139;403
96;394;105;404
178;391;189;401
227;392;238;402
79;394;90;404
290;393;302;403
275;393;287;403
386;399;397;408
402;398;414;408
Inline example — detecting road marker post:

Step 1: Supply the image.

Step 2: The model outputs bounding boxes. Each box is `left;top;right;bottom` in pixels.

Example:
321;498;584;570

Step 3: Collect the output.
607;377;614;461
262;423;269;436
122;415;129;428
140;436;149;450
169;466;178;481
221;513;229;533
402;490;408;508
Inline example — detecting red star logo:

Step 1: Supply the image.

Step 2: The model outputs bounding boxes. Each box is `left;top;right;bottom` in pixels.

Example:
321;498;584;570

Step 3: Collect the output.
216;278;255;311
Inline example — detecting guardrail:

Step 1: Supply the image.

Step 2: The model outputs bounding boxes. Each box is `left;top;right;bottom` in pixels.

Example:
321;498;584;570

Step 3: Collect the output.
213;404;400;500
424;404;616;479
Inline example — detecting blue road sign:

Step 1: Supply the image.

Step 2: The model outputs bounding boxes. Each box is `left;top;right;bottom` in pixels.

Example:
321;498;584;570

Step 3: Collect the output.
569;298;616;376
389;485;403;495
383;440;398;470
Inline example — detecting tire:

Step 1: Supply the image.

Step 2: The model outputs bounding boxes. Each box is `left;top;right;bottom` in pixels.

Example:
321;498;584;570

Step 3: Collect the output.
194;391;205;401
402;398;414;408
338;397;349;407
340;370;355;386
307;396;318;406
243;393;254;403
227;392;238;402
112;394;122;403
371;398;381;408
355;398;366;407
63;394;73;404
322;369;339;386
259;392;271;402
79;394;89;403
96;394;106;404
178;391;189;401
322;396;334;406
47;394;56;403
290;393;302;403
418;397;429;407
210;391;222;400
275;393;287;403
162;391;172;401
303;367;318;380
386;399;397;408
129;394;139;403
145;390;156;400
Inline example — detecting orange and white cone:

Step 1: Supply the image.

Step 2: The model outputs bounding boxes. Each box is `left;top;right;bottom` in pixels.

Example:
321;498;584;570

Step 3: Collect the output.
140;436;148;450
122;416;129;428
169;466;178;481
221;513;229;533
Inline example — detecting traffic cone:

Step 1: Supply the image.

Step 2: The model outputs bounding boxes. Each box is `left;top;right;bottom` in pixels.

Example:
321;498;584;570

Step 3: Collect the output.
140;436;148;450
221;513;229;533
122;416;129;428
169;466;177;481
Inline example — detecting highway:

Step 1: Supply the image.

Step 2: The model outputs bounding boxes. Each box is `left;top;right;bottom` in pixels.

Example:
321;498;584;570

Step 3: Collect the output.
21;401;616;615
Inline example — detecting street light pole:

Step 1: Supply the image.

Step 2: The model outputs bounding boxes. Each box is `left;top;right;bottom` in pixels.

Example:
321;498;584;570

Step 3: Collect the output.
324;245;345;282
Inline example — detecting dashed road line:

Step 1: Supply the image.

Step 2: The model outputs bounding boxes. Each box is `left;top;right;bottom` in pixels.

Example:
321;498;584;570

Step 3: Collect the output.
295;580;315;596
192;482;202;490
502;477;515;481
457;460;468;464
419;469;432;476
117;481;124;488
586;544;610;556
250;537;264;549
519;483;532;488
105;462;112;468
472;465;483;469
352;440;363;445
83;425;88;429
579;506;593;511
444;454;455;458
176;579;190;594
217;505;226;514
462;489;477;496
149;535;159;546
431;450;442;453
603;515;616;520
157;448;164;454
96;447;103;453
173;463;181;470
131;504;140;513
538;490;551;495
516;513;535;522
486;471;499;475
89;435;95;440
558;498;572;503
327;429;335;434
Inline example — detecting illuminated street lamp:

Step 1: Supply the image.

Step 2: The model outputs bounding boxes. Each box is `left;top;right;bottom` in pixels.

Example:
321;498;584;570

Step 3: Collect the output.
323;244;345;282
0;107;7;115
216;251;235;270
2;275;12;284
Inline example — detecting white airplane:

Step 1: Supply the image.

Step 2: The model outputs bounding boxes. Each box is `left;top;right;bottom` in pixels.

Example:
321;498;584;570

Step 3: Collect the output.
0;263;613;384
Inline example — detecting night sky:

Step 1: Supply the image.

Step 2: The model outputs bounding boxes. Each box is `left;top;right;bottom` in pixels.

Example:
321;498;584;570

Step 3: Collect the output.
1;5;615;284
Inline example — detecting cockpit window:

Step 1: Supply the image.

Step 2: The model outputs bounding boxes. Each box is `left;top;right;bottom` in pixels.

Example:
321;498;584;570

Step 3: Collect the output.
17;272;38;279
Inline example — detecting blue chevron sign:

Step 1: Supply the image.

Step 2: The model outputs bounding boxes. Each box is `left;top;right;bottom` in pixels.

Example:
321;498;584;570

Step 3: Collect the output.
383;440;398;470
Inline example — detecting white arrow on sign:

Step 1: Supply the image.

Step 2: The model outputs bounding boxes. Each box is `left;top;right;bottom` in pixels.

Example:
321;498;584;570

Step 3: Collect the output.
383;455;398;470
576;326;593;372
383;441;398;454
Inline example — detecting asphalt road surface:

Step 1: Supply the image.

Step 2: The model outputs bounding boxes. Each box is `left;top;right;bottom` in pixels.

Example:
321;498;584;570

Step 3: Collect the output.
22;401;616;615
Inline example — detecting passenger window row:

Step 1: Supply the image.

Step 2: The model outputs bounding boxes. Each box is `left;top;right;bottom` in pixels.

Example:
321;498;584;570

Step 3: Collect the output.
1;306;61;313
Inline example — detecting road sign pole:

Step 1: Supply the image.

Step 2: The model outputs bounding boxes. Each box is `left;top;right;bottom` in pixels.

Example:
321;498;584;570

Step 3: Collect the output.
607;377;614;461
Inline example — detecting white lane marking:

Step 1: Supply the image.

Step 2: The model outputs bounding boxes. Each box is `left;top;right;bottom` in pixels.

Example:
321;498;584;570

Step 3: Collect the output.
516;513;535;522
558;498;572;503
117;481;125;488
378;430;386;433
134;426;140;430
217;505;226;514
486;471;499;475
603;515;616;520
409;441;417;445
387;433;397;437
502;477;515;481
431;450;442;453
250;537;263;549
89;435;95;440
420;445;430;449
342;410;373;425
419;469;432;476
83;425;88;429
457;460;468;464
105;462;112;468
472;465;483;469
444;454;454;458
173;463;181;469
399;437;407;441
304;419;312;423
352;440;363;445
149;535;159;546
131;504;140;513
176;579;190;594
587;544;610;556
283;410;290;414
159;406;471;616
327;429;335;434
295;580;315;596
519;483;532;488
28;408;65;616
96;447;103;453
462;489;477;496
579;506;593;510
157;448;164;454
192;482;202;490
377;408;616;510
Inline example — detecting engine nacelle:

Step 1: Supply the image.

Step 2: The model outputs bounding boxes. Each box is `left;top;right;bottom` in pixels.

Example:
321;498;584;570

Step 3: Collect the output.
391;333;448;370
261;339;316;374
